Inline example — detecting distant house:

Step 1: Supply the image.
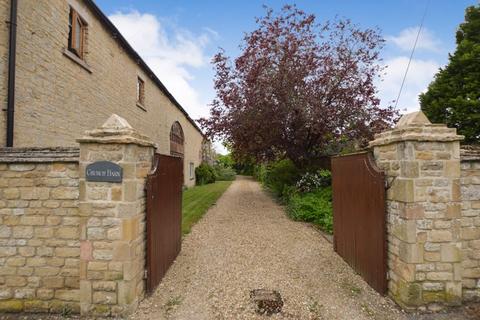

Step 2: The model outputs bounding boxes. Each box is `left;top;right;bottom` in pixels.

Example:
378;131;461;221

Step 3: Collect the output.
0;0;211;186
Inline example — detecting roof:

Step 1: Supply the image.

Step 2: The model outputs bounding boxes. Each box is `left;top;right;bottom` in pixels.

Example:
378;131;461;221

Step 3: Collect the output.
83;0;205;137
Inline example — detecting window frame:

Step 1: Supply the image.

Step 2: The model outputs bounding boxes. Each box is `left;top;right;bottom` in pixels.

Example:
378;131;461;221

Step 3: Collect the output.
189;162;195;180
68;7;87;59
136;76;145;106
170;121;185;157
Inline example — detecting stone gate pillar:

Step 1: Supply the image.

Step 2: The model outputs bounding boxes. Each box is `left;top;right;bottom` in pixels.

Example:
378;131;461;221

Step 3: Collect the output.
369;112;464;311
77;115;155;316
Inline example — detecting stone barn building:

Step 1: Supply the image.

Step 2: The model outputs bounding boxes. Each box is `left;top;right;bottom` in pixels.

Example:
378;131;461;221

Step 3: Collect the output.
0;0;210;187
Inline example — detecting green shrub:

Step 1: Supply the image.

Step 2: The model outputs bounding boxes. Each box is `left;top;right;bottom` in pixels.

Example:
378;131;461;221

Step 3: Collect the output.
253;164;268;183
264;159;301;197
295;169;331;193
195;163;216;185
281;184;298;203
236;164;255;175
287;187;333;234
217;154;235;168
214;165;236;181
233;156;256;175
318;169;332;186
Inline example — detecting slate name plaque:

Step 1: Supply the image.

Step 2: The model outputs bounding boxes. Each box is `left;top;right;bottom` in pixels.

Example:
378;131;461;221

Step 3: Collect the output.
86;161;122;183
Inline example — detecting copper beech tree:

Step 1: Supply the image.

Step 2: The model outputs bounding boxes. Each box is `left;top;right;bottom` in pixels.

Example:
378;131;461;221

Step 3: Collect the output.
199;5;398;166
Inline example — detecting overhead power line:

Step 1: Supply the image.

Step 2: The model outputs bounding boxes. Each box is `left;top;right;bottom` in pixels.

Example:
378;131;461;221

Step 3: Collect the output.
394;0;431;110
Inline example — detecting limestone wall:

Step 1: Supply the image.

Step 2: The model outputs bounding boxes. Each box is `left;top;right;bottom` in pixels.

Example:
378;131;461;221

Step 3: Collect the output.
0;148;81;313
0;115;159;317
1;0;204;186
459;146;480;301
370;112;480;311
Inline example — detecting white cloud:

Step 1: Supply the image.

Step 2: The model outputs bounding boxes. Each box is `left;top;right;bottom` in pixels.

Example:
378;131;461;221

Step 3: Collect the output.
377;56;440;113
387;26;441;52
213;141;228;155
108;10;213;119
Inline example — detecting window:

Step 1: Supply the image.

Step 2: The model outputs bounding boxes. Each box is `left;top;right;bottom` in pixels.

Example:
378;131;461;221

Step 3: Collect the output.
189;162;194;180
170;122;184;157
68;8;87;59
136;77;145;106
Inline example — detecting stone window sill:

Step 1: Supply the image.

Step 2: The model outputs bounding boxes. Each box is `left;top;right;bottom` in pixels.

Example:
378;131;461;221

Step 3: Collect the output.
136;102;147;112
63;49;92;73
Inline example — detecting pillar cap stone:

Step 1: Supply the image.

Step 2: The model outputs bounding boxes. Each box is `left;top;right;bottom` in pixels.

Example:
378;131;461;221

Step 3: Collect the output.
395;111;431;128
77;114;156;147
369;111;464;147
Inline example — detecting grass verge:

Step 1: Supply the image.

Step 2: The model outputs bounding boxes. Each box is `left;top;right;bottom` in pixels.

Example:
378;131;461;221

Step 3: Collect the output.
182;180;233;235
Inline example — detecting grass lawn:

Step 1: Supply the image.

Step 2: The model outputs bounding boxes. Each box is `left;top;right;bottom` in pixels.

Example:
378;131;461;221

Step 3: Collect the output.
182;180;233;235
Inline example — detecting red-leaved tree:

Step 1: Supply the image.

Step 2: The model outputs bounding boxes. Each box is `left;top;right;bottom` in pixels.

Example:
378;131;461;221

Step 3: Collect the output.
199;5;398;166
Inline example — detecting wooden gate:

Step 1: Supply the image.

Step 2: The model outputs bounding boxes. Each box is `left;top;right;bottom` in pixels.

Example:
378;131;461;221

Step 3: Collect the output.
332;152;387;294
145;154;183;294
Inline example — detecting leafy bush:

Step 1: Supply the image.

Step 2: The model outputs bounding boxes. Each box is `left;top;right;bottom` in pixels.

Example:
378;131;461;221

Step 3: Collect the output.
296;172;322;193
217;154;235;168
318;169;332;186
214;165;236;181
236;163;255;175
296;169;331;193
253;164;268;183
287;187;333;234
252;159;333;233
195;163;216;185
263;159;301;197
281;185;298;203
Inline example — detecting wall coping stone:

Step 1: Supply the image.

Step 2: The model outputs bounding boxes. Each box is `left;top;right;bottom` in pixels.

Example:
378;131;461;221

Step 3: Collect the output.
370;111;464;148
395;111;431;128
461;145;480;162
0;147;80;163
369;124;464;147
77;114;156;147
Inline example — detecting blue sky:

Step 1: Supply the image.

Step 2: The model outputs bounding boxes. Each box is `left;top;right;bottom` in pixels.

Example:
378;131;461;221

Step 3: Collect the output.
96;0;477;153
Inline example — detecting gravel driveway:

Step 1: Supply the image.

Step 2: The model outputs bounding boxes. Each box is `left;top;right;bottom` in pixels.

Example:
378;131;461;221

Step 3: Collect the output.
133;176;410;320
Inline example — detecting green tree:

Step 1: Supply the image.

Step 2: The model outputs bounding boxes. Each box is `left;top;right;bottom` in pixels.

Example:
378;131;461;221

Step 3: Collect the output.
420;5;480;143
216;154;235;168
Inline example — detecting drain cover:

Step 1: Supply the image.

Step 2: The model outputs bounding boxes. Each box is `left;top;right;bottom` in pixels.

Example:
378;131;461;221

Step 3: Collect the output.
250;289;283;315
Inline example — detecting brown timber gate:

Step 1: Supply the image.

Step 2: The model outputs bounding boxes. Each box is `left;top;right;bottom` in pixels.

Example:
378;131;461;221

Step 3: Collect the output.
332;152;387;294
145;154;183;294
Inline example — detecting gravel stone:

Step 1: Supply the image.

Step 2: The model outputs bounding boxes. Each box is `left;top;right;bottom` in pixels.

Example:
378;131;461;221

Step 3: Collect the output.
132;176;406;320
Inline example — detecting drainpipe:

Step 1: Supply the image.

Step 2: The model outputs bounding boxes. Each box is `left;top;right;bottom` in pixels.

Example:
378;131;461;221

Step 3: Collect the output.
6;0;17;147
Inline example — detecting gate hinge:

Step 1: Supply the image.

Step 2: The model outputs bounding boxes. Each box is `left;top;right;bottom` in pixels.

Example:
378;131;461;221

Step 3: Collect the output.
144;270;148;279
385;176;396;190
